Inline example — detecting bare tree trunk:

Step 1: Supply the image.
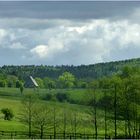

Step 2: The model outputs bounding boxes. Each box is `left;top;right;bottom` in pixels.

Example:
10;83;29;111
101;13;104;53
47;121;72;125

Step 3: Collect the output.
94;106;97;139
93;90;97;139
53;107;56;139
104;90;107;139
124;85;128;138
114;85;117;138
74;112;77;138
135;92;138;139
63;108;67;139
29;119;31;138
40;125;43;139
132;92;136;138
138;121;140;138
28;97;32;138
125;119;127;138
128;117;131;138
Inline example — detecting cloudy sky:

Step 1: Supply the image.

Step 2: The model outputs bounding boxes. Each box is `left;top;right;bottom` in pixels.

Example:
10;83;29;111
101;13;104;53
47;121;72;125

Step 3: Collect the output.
0;1;140;66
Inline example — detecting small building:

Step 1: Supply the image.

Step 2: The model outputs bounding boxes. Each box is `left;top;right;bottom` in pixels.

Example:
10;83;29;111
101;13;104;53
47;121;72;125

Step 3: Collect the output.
29;76;39;88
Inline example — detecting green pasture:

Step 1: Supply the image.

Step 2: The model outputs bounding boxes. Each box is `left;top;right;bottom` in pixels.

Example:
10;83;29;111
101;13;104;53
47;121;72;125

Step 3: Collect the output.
0;87;127;138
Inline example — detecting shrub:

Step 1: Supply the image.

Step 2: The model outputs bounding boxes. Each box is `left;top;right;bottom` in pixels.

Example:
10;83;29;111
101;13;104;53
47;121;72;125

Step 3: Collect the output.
56;92;68;102
43;93;52;101
97;95;113;110
1;108;14;120
0;80;6;87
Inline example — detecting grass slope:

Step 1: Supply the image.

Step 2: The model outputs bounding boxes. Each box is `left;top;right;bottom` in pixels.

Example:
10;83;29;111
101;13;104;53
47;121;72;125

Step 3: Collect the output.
0;87;130;138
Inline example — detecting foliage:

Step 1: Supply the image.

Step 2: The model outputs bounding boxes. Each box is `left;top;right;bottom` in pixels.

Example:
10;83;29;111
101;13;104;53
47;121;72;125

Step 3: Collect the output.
1;58;140;89
0;80;6;87
20;93;38;137
20;84;24;94
58;72;75;88
43;77;56;89
56;92;68;102
7;75;18;88
1;108;14;120
43;93;53;101
32;105;50;139
35;77;44;88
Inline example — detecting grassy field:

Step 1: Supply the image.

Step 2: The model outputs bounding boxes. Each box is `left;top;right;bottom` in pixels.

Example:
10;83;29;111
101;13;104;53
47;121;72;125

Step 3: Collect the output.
0;87;130;138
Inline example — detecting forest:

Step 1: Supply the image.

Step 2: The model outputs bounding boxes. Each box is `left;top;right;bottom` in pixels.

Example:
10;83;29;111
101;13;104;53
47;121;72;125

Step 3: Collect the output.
0;57;140;88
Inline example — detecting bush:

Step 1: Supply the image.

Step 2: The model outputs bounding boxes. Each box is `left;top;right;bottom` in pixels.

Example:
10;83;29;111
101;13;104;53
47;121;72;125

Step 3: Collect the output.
0;80;6;87
43;93;52;101
1;108;14;120
56;92;68;102
97;95;113;110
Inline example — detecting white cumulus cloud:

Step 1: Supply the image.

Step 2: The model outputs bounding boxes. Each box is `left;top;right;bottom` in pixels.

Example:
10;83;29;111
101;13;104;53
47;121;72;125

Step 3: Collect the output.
30;45;48;58
28;19;140;64
0;17;140;65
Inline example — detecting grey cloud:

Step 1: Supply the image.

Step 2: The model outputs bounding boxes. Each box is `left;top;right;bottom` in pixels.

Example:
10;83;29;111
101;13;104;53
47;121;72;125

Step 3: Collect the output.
0;1;139;30
0;1;139;20
0;18;72;29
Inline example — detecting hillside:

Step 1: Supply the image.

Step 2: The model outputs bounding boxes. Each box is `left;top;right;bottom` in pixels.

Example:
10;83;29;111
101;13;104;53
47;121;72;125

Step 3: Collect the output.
0;58;140;83
0;59;139;138
0;87;126;139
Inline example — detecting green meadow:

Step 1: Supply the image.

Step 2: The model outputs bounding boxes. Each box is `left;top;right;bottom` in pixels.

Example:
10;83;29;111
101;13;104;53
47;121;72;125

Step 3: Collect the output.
0;87;126;139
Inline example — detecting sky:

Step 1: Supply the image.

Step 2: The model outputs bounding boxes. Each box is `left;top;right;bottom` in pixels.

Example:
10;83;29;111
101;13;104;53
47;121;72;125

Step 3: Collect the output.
0;1;140;66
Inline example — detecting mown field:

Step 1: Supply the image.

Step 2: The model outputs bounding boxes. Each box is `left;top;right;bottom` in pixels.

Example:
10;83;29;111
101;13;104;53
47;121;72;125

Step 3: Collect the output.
0;87;127;139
